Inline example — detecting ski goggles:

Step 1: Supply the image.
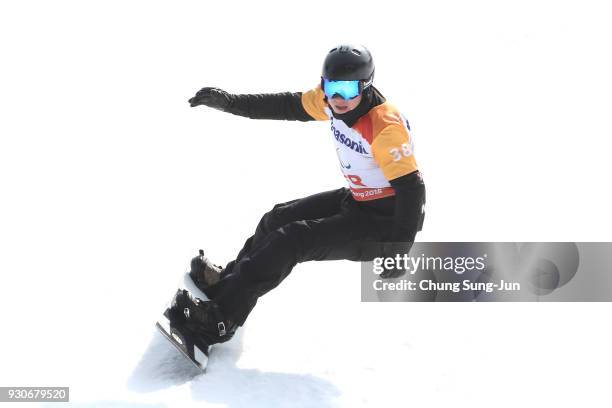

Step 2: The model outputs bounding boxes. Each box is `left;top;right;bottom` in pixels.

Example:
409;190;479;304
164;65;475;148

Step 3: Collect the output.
322;78;362;100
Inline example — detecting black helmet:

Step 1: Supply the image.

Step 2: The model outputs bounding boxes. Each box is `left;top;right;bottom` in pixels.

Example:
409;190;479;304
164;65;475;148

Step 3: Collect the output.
322;44;375;85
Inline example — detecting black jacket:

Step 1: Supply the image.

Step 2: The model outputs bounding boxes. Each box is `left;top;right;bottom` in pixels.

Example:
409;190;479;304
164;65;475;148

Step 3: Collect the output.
222;88;425;242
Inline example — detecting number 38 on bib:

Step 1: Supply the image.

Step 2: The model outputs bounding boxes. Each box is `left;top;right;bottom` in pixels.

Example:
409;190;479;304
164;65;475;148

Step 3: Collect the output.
389;142;413;162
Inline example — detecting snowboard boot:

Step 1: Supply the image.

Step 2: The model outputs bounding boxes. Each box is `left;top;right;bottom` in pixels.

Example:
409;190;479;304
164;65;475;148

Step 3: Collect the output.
189;249;223;292
169;288;237;346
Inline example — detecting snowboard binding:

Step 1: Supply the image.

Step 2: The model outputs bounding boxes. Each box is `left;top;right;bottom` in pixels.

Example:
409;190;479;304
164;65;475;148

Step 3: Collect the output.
156;251;236;371
189;249;223;291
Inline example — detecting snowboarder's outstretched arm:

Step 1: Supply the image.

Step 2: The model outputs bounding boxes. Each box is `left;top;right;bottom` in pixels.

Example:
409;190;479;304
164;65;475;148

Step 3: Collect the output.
188;87;316;122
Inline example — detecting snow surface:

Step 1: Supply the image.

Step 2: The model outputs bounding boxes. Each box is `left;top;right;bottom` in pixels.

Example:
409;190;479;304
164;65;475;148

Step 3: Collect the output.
1;0;612;407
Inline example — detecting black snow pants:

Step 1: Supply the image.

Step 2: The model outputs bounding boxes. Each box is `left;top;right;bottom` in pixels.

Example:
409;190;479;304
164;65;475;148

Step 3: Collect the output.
204;187;410;326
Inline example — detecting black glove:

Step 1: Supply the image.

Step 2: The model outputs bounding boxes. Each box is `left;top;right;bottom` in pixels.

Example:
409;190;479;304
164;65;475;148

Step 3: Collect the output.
380;266;406;279
379;242;413;279
188;87;233;110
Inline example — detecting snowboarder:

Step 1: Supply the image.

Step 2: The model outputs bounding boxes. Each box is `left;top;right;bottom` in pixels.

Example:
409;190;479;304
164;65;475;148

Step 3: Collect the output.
168;44;425;354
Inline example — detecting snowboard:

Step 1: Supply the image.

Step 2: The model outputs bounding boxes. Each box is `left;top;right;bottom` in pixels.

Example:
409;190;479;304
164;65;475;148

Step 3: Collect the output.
156;272;213;371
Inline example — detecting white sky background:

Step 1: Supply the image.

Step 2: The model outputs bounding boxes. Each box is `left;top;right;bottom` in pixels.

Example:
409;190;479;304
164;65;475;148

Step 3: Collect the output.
0;0;611;407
